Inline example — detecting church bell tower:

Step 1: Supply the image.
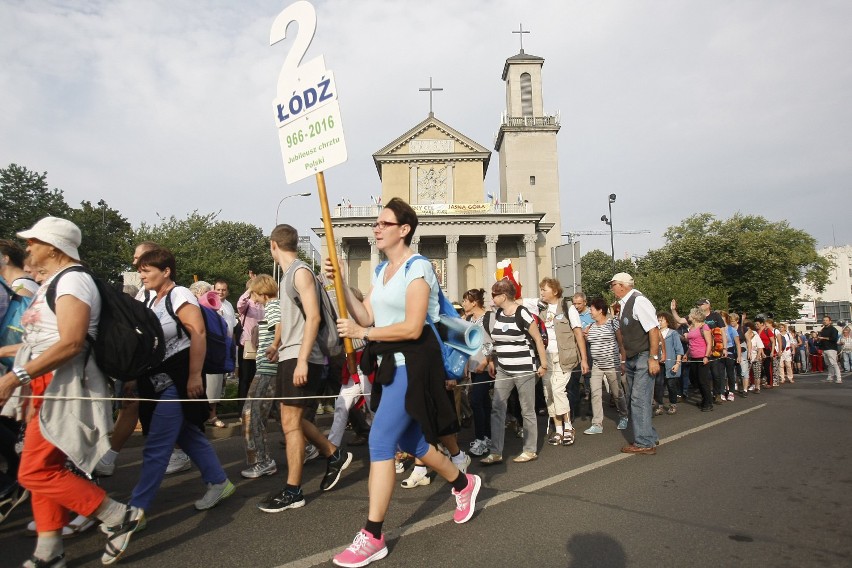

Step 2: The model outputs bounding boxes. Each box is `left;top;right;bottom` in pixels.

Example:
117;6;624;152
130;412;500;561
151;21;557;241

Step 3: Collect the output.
495;35;562;279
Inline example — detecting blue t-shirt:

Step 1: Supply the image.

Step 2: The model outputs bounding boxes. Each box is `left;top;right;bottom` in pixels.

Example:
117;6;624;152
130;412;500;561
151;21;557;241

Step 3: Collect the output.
371;256;440;365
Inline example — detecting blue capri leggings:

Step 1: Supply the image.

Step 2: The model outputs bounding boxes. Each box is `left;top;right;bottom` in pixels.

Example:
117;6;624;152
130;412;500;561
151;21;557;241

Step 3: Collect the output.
369;365;431;462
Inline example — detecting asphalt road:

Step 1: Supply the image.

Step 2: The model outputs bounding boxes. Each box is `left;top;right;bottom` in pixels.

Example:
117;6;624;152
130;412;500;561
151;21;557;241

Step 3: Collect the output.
3;372;851;568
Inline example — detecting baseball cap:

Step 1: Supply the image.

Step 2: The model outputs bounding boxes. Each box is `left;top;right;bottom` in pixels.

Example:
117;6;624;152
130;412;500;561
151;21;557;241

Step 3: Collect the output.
695;298;710;306
607;272;634;286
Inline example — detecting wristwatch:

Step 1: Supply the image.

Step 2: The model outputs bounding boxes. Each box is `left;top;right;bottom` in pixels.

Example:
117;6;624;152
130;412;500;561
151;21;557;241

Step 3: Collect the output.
651;355;660;360
363;327;372;341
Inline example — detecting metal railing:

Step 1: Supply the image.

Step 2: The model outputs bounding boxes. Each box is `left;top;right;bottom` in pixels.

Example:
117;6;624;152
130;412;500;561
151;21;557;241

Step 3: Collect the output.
500;112;561;127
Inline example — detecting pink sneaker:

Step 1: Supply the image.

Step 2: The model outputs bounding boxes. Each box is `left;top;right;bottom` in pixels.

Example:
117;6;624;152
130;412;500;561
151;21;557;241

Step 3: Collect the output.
333;529;388;567
452;473;482;524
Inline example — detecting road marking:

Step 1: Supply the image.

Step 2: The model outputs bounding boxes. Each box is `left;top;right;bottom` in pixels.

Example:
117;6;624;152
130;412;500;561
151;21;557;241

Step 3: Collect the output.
275;403;767;568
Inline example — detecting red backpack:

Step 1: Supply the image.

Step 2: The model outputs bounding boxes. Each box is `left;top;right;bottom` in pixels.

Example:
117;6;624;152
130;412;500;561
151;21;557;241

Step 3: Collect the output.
710;326;724;358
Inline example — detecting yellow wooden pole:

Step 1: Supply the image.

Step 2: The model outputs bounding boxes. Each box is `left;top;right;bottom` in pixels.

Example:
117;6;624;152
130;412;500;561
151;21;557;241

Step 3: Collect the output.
315;171;357;374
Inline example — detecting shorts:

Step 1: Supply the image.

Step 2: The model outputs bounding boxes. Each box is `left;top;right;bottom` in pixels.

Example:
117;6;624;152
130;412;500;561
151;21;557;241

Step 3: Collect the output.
276;359;325;408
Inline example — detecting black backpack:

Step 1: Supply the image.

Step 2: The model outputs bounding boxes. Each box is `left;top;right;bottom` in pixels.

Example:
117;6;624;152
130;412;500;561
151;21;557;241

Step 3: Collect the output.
47;266;166;379
165;291;235;374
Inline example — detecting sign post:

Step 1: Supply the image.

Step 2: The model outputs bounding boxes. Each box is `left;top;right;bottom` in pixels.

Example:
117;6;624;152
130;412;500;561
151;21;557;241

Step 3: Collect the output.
271;1;355;369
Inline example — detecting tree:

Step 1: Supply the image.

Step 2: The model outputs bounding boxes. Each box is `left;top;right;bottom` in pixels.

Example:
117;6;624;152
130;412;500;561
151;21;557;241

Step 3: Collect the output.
0;163;70;238
68;199;134;283
134;211;312;292
579;249;636;300
638;213;832;319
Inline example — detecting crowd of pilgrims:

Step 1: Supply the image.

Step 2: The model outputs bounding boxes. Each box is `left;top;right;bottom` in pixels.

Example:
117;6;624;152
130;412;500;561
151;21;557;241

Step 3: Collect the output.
1;209;848;568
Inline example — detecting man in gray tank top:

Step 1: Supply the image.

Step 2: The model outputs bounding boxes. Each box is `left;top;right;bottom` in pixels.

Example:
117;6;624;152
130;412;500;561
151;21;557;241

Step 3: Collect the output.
609;272;662;455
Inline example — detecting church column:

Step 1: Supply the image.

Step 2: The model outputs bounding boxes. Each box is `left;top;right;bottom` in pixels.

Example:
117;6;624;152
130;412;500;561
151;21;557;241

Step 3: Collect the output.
368;237;380;274
485;235;498;284
410;236;420;254
523;234;538;294
447;162;455;203
446;235;459;301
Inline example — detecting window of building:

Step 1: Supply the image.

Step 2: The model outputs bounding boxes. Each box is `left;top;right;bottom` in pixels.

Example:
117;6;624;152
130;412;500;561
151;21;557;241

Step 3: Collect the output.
529;175;536;186
520;73;533;117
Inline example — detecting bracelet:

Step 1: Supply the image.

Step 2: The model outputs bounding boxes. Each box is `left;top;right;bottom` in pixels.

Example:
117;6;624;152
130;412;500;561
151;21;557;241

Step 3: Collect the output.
363;327;372;341
12;366;32;386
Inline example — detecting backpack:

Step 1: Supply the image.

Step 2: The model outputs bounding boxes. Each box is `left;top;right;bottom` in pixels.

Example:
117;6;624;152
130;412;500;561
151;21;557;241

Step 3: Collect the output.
165;291;235;374
0;278;34;368
374;255;474;380
283;259;343;358
710;326;724;358
46;266;166;379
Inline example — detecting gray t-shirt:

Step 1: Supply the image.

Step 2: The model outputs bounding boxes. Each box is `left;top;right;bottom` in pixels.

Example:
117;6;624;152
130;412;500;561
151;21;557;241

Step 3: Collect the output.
278;264;325;364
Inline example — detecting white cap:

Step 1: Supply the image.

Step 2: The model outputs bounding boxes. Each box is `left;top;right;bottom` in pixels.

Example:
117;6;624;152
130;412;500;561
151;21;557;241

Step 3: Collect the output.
607;272;634;286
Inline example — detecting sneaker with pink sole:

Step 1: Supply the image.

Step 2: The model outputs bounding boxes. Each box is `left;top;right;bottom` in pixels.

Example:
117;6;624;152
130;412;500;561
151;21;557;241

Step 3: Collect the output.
333;529;388;567
452;473;482;524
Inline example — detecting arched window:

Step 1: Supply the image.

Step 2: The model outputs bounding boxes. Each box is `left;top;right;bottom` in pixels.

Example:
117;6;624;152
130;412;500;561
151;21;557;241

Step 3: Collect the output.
520;73;533;117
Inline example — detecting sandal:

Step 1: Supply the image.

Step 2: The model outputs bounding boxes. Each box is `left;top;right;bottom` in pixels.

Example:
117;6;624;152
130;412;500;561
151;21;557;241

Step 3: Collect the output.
480;453;503;466
548;432;563;446
22;554;66;567
101;506;145;566
206;418;226;428
562;429;575;446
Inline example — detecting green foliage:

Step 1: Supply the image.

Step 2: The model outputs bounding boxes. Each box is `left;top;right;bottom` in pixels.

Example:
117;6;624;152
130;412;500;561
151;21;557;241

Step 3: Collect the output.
579;249;636;300
134;211;269;290
68;200;134;283
634;270;729;316
0;164;70;238
637;213;832;319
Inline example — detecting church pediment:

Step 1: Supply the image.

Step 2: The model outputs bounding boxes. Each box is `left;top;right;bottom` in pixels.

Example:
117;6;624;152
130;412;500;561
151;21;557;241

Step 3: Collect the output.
372;115;491;177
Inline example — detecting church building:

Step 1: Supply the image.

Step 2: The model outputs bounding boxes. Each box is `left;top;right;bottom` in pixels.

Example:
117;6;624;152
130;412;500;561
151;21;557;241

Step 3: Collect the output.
315;43;563;301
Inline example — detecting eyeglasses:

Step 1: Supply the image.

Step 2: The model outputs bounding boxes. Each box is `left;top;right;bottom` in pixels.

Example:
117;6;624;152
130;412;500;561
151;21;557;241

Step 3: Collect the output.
371;221;401;230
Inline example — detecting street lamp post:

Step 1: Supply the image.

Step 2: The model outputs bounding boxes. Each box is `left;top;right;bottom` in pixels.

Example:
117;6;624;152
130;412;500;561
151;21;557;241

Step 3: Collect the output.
601;193;617;267
273;192;312;279
275;192;312;226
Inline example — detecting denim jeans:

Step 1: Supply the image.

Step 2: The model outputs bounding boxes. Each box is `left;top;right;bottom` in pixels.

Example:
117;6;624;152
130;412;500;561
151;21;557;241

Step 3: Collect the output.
625;352;658;448
130;385;227;511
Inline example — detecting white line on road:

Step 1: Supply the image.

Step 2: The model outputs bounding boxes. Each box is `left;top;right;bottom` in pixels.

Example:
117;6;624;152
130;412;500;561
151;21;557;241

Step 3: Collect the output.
275;403;767;568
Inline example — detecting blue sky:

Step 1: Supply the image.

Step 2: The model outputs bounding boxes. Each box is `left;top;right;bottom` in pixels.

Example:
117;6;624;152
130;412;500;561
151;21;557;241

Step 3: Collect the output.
2;0;850;258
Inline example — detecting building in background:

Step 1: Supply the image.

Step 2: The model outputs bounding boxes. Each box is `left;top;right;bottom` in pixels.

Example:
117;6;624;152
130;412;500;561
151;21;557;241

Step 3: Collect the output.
315;47;563;301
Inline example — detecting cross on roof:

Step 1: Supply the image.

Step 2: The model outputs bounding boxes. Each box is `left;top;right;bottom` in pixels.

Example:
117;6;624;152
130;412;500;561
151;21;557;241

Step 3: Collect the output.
418;76;443;116
512;23;530;53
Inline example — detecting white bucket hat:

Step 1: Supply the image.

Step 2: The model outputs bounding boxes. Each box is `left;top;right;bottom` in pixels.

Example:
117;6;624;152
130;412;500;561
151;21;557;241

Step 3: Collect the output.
17;216;82;261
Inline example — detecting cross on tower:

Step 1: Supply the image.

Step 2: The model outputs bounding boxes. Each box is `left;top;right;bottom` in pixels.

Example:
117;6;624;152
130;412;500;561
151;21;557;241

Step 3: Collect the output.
419;76;443;116
512;23;530;53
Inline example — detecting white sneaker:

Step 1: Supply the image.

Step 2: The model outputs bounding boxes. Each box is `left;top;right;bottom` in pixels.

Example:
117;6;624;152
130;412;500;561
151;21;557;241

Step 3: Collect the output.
469;438;489;456
165;450;191;475
452;452;471;474
401;467;431;488
315;403;325;415
304;443;320;463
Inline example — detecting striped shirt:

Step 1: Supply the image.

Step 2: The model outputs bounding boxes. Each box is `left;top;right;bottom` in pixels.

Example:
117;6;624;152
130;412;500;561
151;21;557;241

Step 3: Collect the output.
255;299;281;375
489;306;536;375
587;318;621;370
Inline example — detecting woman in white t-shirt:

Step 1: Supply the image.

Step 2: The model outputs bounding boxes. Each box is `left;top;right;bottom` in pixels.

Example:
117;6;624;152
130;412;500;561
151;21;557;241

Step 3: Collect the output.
127;248;234;545
0;217;139;567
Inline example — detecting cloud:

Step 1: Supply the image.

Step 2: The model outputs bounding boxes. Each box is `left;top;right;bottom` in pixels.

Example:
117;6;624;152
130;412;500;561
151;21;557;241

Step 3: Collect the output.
1;0;850;258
